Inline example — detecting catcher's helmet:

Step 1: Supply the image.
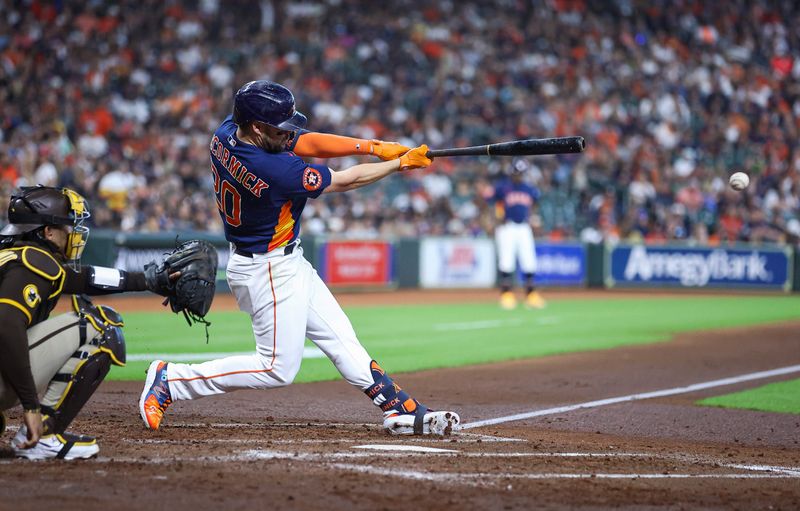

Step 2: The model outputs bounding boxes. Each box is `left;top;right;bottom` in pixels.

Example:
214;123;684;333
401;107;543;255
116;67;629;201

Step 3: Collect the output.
0;185;91;269
232;80;308;131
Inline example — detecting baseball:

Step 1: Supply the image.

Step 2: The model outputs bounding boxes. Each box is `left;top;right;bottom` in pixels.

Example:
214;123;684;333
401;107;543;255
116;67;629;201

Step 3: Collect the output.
729;172;750;191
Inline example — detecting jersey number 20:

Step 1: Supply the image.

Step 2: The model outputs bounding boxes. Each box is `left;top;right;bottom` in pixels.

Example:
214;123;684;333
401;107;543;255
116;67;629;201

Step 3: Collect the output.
212;166;242;227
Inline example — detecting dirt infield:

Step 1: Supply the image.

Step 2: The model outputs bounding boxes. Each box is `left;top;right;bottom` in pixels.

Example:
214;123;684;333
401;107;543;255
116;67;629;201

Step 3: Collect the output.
3;290;800;510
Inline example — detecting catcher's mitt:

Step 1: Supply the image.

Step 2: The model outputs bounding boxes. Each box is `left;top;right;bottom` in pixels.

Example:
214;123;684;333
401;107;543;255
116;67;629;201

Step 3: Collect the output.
144;240;218;331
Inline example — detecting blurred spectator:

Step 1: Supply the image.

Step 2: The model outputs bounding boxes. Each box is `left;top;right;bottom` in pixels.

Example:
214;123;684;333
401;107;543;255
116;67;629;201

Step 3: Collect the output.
0;0;797;245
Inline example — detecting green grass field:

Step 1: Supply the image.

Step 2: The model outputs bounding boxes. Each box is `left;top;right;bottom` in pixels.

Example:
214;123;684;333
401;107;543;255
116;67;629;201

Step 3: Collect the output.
697;379;800;414
115;294;800;384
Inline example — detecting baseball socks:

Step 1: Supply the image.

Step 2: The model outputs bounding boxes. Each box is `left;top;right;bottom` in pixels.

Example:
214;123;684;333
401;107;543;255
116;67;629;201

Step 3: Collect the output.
364;361;459;435
523;273;546;309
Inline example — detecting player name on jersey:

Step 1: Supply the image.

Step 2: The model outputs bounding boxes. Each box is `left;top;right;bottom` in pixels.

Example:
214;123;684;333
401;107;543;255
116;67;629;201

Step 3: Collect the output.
504;191;534;207
210;135;270;198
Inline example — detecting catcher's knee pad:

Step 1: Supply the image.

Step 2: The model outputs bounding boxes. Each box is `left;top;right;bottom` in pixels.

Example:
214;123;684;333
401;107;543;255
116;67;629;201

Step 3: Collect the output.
40;343;112;435
364;361;428;432
72;295;126;366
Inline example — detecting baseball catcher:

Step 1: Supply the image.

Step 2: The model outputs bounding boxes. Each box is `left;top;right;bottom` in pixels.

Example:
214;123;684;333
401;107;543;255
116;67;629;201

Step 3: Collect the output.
0;185;214;460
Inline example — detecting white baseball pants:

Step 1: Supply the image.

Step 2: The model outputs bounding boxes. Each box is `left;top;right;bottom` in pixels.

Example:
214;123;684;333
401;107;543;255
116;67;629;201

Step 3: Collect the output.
166;244;374;401
495;221;537;274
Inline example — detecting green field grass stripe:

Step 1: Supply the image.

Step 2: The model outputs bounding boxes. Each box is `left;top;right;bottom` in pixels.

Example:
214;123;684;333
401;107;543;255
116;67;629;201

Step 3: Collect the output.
697;378;800;415
110;295;800;381
432;318;528;330
126;347;326;362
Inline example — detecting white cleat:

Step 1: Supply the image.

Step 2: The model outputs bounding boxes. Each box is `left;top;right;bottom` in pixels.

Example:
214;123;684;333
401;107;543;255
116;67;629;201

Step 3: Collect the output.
11;426;99;460
383;410;460;436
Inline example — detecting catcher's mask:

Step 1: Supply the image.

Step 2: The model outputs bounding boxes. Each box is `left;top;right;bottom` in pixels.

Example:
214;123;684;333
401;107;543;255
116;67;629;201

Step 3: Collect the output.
1;185;91;270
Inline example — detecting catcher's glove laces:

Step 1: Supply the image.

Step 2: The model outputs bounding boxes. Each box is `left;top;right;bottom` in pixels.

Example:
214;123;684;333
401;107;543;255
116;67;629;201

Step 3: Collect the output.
146;239;218;343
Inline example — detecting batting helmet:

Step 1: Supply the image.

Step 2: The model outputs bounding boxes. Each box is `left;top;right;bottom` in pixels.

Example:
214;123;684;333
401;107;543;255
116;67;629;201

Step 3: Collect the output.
0;185;91;269
509;158;530;175
232;80;308;131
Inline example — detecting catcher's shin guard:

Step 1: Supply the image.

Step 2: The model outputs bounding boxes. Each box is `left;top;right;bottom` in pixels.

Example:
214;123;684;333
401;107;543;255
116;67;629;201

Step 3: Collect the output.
365;361;460;435
38;297;126;434
40;345;111;435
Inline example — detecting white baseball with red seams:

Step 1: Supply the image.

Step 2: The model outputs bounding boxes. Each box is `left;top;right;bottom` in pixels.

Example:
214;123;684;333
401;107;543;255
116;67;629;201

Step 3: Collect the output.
729;172;750;191
166;244;374;399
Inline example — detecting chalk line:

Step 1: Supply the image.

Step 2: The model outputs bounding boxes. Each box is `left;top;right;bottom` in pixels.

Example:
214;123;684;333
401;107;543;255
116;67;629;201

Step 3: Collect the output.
461;364;800;429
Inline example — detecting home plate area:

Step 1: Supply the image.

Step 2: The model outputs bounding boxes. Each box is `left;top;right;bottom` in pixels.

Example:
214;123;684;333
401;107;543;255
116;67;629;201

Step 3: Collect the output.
2;419;799;509
118;422;800;484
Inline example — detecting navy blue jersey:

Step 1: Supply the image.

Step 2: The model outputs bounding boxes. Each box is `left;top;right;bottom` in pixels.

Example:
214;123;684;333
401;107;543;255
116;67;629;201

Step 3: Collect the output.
209;116;332;253
492;179;539;224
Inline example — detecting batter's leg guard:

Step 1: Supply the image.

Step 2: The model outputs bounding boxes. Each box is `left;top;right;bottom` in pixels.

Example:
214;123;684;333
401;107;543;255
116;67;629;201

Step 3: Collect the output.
365;361;459;436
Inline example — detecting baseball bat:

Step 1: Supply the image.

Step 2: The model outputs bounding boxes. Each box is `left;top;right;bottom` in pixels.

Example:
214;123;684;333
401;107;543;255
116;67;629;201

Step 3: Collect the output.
425;136;585;158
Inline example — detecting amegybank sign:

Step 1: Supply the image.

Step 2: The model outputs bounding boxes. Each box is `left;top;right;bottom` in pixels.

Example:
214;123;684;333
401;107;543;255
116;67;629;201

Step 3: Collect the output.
607;244;793;290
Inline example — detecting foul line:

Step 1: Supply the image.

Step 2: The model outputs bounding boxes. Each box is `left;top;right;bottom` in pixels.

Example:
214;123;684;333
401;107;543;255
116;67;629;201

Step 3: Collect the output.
329;463;798;482
460;364;800;430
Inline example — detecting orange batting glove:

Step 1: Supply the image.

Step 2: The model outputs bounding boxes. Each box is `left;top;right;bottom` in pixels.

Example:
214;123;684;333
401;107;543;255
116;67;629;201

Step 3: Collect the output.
371;140;411;160
399;145;432;171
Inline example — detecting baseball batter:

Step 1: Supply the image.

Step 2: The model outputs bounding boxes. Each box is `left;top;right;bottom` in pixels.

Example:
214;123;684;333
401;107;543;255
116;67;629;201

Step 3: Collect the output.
140;80;460;435
492;158;546;310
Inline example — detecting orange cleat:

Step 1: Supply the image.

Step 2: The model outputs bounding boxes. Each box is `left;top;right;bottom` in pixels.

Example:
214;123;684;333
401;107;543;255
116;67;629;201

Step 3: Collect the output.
525;291;546;309
499;291;517;310
139;360;172;430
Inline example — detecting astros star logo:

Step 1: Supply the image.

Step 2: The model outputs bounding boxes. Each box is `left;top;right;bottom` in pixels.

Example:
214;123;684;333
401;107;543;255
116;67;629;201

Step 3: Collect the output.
303;167;322;191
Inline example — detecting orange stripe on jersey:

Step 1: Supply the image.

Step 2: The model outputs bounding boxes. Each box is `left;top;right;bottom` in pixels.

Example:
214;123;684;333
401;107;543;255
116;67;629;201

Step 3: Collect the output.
268;201;295;251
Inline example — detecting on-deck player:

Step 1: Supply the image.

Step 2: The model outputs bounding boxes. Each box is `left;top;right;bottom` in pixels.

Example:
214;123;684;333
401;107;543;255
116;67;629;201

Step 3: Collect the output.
139;80;460;435
492;158;546;310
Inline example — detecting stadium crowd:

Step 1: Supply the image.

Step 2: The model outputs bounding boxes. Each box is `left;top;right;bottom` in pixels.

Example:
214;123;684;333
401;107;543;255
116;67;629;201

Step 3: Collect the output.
1;0;799;245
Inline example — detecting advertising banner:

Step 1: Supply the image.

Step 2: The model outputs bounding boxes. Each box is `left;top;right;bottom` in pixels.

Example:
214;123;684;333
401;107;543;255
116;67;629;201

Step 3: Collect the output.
607;244;793;290
321;240;393;286
533;243;586;286
420;238;496;288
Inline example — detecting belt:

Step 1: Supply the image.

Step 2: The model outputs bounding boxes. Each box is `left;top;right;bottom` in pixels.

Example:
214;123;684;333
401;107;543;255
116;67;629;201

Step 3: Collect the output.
234;242;296;258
